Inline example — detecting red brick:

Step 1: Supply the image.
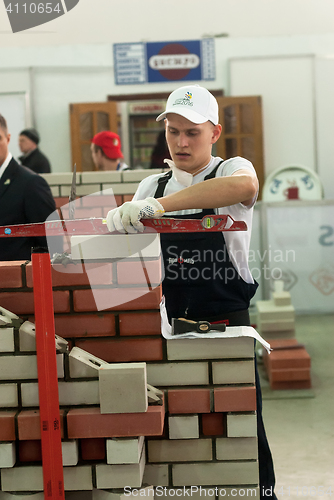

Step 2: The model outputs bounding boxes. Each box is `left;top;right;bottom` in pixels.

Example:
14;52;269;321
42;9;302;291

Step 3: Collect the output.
168;389;211;414
19;440;42;462
214;387;256;412
269;368;311;383
18;410;65;440
61;207;104;219
80;194;117;208
73;286;161;312
80;438;106;460
52;313;116;338
202;413;225;436
75;338;163;362
0;291;70;315
55;197;70;209
0;261;23;288
264;347;311;371
119;312;161;336
67;403;165;439
26;262;114;287
122;195;134;203
270;380;312;390
117;260;162;286
115;195;124;206
0;411;16;441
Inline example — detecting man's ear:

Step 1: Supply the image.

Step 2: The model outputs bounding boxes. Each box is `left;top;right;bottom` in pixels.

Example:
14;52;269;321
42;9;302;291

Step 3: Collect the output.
211;124;222;144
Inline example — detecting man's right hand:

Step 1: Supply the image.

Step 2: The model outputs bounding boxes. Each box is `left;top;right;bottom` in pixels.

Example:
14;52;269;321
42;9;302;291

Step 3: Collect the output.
106;197;165;234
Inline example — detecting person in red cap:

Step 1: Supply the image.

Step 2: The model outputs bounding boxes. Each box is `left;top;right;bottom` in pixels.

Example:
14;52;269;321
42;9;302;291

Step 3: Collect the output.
91;131;129;171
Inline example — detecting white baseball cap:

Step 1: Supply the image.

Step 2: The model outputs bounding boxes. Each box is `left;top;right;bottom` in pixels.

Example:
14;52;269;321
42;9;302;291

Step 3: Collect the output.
156;85;219;125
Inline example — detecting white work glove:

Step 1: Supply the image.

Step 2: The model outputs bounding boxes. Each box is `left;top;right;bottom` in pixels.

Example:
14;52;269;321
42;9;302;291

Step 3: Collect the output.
106;197;165;233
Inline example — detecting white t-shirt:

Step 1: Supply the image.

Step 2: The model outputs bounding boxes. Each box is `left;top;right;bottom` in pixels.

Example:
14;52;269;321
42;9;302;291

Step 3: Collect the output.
132;156;258;284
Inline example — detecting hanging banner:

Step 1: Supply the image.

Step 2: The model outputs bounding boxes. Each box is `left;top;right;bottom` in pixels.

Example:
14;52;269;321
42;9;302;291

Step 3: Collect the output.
114;39;215;85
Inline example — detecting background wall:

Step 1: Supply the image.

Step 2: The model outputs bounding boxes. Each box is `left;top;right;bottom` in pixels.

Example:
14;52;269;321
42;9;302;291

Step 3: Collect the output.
0;0;334;198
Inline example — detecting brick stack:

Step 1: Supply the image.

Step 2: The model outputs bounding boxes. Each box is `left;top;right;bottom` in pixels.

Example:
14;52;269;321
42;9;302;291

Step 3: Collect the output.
0;257;260;497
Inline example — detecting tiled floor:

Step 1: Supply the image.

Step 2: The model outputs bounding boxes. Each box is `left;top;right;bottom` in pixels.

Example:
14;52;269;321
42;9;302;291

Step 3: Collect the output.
262;314;334;499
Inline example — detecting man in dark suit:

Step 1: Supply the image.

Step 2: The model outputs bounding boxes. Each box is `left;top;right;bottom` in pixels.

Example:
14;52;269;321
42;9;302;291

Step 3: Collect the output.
18;127;51;174
0;114;56;261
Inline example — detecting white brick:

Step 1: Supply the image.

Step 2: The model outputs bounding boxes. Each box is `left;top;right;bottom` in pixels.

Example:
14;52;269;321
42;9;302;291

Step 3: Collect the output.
216;437;258;460
272;291;291;306
122;169;163;182
147;362;208;386
81;171;122;184
169;416;199;440
142;464;169;487
19;322;68;353
212;360;255;384
61;184;100;197
258;318;295;332
256;300;295;321
0;307;19;321
0;384;18;407
69;347;108;378
261;329;296;340
50;185;60;197
1;466;43;491
41;172;81;185
92;486;154;500
226;414;257;438
107;436;144;464
21;380;99;406
99;363;147;414
0;443;15;468
172;462;259;486
63;465;93;490
148;439;212;463
0;493;44;500
0;354;64;380
167;338;254;360
103;183;139;195
62;440;79;466
96;447;145;488
71;233;160;260
0;328;14;352
219;487;259;500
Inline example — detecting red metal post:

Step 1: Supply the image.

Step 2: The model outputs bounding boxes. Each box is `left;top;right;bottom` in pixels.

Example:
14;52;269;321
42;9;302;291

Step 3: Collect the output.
32;250;65;500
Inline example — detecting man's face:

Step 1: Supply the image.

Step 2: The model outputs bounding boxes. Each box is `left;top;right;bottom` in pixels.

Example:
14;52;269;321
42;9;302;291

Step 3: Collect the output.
165;114;222;174
0;126;10;166
19;135;37;154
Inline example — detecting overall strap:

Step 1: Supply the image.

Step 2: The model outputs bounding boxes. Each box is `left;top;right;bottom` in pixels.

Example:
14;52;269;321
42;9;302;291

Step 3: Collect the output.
154;170;173;199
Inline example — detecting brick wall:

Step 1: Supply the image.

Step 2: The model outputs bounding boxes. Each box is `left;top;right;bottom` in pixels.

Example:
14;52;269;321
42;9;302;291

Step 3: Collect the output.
0;258;260;498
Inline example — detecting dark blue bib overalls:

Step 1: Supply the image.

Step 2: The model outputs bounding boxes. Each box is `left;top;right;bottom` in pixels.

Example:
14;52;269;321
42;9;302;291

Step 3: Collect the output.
154;164;277;498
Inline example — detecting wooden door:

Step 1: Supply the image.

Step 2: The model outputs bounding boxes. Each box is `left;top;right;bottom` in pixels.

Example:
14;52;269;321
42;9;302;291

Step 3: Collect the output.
69;102;118;171
216;96;264;199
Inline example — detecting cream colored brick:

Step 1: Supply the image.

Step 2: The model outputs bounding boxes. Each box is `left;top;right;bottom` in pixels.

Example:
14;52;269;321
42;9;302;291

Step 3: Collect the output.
256;300;294;321
212;360;255;384
169;416;199;440
1;466;43;491
62;440;79;466
172;461;259;486
99;363;147;414
69;347;108;378
122;169;163;182
147;362;208;386
0;328;14;352
143;464;169;487
216;437;258;460
167;337;254;360
0;443;15;468
0;307;19;321
226;414;257;438
71;233;160;260
258;318;295;332
21;380;99;406
81;171;122;184
50;185;61;197
261;330;296;340
218;487;259;500
107;436;144;464
103;183;139;195
41;172;81;185
63;465;93;490
66;184;102;197
148;439;212;463
96;448;145;488
0;354;64;380
0;384;18;407
272;291;291;306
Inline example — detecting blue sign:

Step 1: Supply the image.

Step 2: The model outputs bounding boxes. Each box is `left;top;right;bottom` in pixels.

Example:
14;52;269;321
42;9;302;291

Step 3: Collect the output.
114;39;215;85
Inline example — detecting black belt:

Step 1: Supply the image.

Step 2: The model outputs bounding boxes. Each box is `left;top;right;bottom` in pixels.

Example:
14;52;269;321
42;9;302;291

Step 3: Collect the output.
188;309;250;327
